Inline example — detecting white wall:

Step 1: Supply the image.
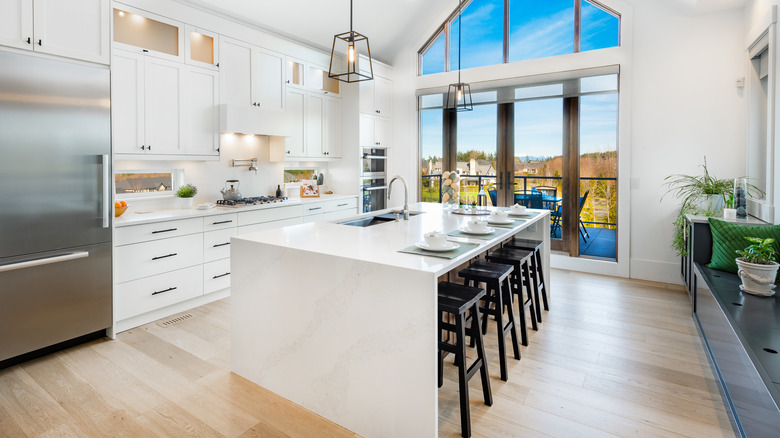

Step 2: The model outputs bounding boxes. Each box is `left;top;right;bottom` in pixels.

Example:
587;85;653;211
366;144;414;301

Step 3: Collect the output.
390;0;748;284
629;2;746;283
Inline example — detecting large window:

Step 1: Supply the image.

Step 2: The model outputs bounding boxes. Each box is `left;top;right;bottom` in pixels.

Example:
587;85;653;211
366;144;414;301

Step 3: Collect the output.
419;73;619;259
419;0;620;75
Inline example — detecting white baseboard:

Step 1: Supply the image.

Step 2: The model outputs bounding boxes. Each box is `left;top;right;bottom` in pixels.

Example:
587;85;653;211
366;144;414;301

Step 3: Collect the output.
629;258;683;285
114;288;230;334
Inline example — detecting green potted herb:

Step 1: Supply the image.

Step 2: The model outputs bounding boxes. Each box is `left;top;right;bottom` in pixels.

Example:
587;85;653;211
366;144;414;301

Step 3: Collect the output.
175;184;197;209
735;237;778;296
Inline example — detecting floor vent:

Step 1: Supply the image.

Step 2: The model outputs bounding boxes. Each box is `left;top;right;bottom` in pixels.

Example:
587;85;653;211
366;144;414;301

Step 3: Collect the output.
157;313;194;328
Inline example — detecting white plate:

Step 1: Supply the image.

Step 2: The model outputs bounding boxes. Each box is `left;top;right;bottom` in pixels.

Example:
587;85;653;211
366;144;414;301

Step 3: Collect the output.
508;212;529;217
488;218;514;225
459;226;496;235
415;241;460;252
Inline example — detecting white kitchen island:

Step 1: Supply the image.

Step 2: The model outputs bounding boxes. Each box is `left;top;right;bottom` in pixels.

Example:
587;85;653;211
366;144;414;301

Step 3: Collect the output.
230;202;550;437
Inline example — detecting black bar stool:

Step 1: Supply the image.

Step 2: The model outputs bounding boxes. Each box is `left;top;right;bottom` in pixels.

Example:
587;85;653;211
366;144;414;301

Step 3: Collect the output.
485;247;538;346
458;260;521;381
438;282;492;438
505;238;549;323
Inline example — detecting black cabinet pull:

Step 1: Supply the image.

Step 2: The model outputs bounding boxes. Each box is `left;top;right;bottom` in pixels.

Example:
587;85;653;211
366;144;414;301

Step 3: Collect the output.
375;110;380;114
216;62;219;67
213;242;230;248
212;272;230;279
152;253;177;260
37;39;41;46
152;286;177;296
141;145;145;150
152;228;177;234
338;203;348;207
26;37;31;44
308;207;322;211
142;49;148;52
212;220;233;225
148;145;152;150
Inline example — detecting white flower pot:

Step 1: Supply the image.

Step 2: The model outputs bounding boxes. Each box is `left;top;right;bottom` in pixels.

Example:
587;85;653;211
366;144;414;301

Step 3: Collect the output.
697;194;724;212
736;258;779;296
175;197;194;209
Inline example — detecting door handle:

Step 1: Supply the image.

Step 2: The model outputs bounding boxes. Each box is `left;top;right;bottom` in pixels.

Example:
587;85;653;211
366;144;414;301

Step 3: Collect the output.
212;272;230;279
212;220;233;225
152;287;177;296
152;228;177;234
101;154;110;228
26;37;31;44
37;39;42;46
213;242;230;248
0;252;89;273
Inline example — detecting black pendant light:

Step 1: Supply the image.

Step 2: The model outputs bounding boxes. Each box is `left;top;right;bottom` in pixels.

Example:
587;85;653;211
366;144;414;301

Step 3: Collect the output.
328;0;373;83
446;0;472;111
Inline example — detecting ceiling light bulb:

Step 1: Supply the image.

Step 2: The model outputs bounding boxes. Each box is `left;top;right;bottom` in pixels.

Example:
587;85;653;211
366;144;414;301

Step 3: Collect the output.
118;10;125;17
456;87;463;101
348;45;355;63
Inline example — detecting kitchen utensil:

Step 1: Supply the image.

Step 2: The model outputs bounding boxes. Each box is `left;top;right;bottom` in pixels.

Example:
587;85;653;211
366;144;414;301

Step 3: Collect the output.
220;179;242;201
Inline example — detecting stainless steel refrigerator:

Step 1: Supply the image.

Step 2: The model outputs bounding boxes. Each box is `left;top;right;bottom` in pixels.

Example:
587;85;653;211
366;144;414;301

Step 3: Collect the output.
0;50;112;366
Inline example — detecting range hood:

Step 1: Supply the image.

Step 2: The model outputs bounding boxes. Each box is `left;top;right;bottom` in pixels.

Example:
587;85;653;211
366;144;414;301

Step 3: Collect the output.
219;104;292;137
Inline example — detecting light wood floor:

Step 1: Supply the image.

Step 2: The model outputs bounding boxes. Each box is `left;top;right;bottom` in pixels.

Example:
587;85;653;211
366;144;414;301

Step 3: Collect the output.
0;270;735;437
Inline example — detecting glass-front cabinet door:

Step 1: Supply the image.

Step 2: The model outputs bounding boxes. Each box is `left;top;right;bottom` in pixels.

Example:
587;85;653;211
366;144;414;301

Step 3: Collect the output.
286;57;305;88
112;6;183;61
308;65;340;95
184;25;218;69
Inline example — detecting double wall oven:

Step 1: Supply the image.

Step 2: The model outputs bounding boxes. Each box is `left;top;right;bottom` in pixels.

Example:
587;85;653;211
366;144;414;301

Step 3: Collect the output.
361;148;387;213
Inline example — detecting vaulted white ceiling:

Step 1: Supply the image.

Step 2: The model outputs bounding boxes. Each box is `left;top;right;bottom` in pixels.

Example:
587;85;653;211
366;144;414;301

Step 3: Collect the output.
178;0;748;63
178;0;454;63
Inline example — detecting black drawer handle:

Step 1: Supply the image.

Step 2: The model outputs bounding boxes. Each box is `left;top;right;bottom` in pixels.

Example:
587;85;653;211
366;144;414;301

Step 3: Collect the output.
212;220;233;225
152;253;177;260
213;242;230;248
152;286;177;296
338;203;348;207
309;207;322;211
212;272;230;279
152;228;177;234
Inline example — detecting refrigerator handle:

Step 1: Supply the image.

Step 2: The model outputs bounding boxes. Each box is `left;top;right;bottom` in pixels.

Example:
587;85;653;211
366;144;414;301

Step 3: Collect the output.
101;154;110;228
0;252;89;273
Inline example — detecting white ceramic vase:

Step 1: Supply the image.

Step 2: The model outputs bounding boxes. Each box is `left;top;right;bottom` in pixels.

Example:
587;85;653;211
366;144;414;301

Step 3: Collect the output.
736;258;779;296
176;197;194;209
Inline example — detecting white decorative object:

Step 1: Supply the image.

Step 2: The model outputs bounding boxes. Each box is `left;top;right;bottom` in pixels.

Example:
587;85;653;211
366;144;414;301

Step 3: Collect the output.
423;231;447;248
736;258;778;296
723;208;737;220
510;204;526;214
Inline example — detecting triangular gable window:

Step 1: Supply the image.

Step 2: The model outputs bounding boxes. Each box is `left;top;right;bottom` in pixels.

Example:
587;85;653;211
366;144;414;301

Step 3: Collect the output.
419;0;620;75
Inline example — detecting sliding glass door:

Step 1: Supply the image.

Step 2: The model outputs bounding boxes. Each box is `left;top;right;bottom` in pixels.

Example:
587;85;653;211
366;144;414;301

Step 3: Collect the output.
418;73;618;260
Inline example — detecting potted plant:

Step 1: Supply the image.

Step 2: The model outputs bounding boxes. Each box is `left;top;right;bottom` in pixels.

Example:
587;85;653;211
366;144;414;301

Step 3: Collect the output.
735;237;778;296
175;184;197;209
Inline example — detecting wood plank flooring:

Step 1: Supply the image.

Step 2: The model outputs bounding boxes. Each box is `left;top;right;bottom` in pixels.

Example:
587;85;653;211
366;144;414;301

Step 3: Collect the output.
0;270;735;437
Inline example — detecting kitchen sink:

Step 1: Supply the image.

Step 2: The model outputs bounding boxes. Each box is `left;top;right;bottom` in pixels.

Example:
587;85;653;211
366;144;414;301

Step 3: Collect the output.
337;211;424;227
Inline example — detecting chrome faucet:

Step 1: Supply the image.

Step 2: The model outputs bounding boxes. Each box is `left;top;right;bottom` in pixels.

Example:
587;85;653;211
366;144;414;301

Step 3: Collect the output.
388;175;409;220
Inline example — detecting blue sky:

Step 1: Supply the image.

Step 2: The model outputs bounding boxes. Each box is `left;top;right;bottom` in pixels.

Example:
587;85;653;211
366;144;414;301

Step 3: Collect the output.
420;0;619;160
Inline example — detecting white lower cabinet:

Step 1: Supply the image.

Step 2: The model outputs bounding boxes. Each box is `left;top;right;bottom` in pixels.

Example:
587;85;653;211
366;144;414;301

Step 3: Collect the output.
115;265;203;321
113;199;356;332
204;259;231;294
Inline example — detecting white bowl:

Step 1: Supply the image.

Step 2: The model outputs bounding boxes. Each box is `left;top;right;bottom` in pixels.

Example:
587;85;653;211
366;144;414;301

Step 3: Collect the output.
423;231;448;248
490;210;508;221
467;220;488;233
510;204;526;214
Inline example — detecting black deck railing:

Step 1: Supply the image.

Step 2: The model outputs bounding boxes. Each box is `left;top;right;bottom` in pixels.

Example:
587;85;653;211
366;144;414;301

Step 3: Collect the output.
420;174;617;228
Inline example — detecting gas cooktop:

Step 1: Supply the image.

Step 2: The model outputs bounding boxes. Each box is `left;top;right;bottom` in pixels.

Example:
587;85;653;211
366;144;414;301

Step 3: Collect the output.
216;196;290;207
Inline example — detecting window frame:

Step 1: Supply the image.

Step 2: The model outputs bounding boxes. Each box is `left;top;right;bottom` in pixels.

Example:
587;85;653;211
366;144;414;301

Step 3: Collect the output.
417;0;620;76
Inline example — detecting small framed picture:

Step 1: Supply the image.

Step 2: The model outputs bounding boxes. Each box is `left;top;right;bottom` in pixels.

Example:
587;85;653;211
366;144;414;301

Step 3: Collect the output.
300;180;320;198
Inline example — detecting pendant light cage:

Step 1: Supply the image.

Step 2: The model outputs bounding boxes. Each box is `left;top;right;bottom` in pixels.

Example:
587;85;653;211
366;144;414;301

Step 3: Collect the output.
446;0;472;111
329;30;373;83
328;0;373;83
445;82;473;112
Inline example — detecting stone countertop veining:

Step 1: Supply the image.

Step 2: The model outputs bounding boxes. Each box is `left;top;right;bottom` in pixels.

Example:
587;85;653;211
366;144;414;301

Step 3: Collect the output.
114;193;358;228
233;202;550;277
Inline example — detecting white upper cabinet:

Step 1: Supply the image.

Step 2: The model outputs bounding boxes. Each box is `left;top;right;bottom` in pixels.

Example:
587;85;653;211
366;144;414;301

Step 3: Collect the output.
306;93;324;157
184;25;218;70
360;74;392;117
183;66;219;156
324;97;341;158
308;64;340;96
220;37;284;111
112;6;183;62
220;37;252;107
144;56;184;155
286;57;305;88
0;0;33;51
285;88;306;158
359;114;391;148
251;47;285;111
112;50;145;155
0;0;109;64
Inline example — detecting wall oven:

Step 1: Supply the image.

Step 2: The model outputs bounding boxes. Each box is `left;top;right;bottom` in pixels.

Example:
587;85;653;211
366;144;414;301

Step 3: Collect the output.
361;148;387;213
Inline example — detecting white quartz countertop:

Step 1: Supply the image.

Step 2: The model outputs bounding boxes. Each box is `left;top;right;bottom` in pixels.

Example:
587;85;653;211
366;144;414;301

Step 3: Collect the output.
233;202;550;277
114;193;358;228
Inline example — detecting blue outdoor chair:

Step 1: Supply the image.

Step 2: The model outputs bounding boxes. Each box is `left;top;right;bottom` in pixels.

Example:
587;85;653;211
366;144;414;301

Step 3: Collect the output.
488;189;497;206
550;189;590;241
